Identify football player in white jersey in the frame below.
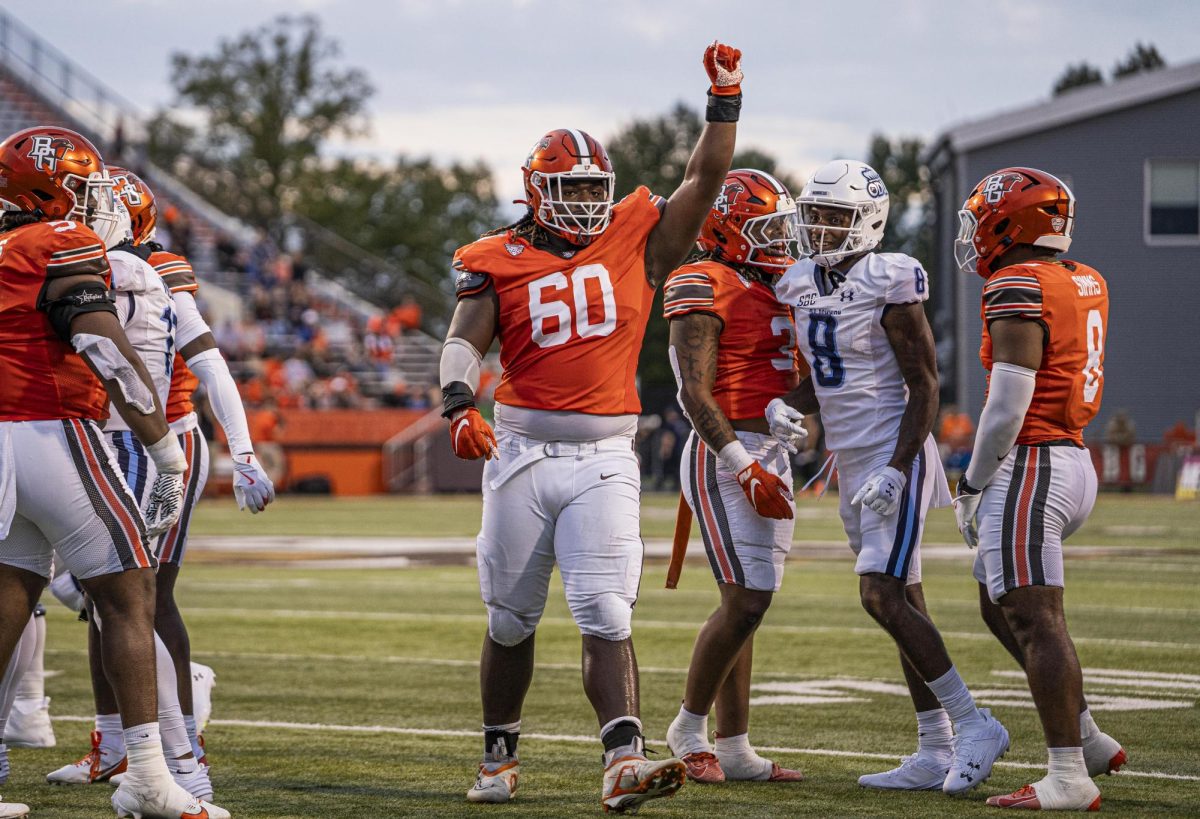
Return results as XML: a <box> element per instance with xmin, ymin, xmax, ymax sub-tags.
<box><xmin>771</xmin><ymin>160</ymin><xmax>1009</xmax><ymax>797</ymax></box>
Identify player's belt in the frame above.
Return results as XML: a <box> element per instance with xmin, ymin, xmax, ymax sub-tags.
<box><xmin>487</xmin><ymin>432</ymin><xmax>634</xmax><ymax>490</ymax></box>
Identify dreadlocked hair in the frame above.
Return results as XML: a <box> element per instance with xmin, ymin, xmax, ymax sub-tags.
<box><xmin>695</xmin><ymin>247</ymin><xmax>773</xmax><ymax>285</ymax></box>
<box><xmin>482</xmin><ymin>207</ymin><xmax>536</xmax><ymax>239</ymax></box>
<box><xmin>0</xmin><ymin>211</ymin><xmax>42</xmax><ymax>235</ymax></box>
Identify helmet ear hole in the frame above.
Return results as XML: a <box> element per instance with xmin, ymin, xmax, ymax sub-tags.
<box><xmin>993</xmin><ymin>217</ymin><xmax>1010</xmax><ymax>235</ymax></box>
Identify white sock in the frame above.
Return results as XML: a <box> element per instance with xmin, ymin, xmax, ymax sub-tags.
<box><xmin>154</xmin><ymin>634</ymin><xmax>193</xmax><ymax>765</ymax></box>
<box><xmin>1046</xmin><ymin>746</ymin><xmax>1088</xmax><ymax>783</ymax></box>
<box><xmin>96</xmin><ymin>713</ymin><xmax>126</xmax><ymax>755</ymax></box>
<box><xmin>926</xmin><ymin>666</ymin><xmax>983</xmax><ymax>729</ymax></box>
<box><xmin>184</xmin><ymin>715</ymin><xmax>204</xmax><ymax>760</ymax></box>
<box><xmin>123</xmin><ymin>722</ymin><xmax>170</xmax><ymax>784</ymax></box>
<box><xmin>1079</xmin><ymin>708</ymin><xmax>1099</xmax><ymax>741</ymax></box>
<box><xmin>915</xmin><ymin>708</ymin><xmax>953</xmax><ymax>758</ymax></box>
<box><xmin>15</xmin><ymin>611</ymin><xmax>47</xmax><ymax>701</ymax></box>
<box><xmin>0</xmin><ymin>616</ymin><xmax>38</xmax><ymax>738</ymax></box>
<box><xmin>714</xmin><ymin>733</ymin><xmax>771</xmax><ymax>780</ymax></box>
<box><xmin>669</xmin><ymin>704</ymin><xmax>709</xmax><ymax>755</ymax></box>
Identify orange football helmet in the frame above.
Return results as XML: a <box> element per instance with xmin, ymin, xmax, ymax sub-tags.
<box><xmin>956</xmin><ymin>166</ymin><xmax>1075</xmax><ymax>278</ymax></box>
<box><xmin>0</xmin><ymin>126</ymin><xmax>123</xmax><ymax>243</ymax></box>
<box><xmin>697</xmin><ymin>169</ymin><xmax>799</xmax><ymax>271</ymax></box>
<box><xmin>109</xmin><ymin>166</ymin><xmax>157</xmax><ymax>245</ymax></box>
<box><xmin>522</xmin><ymin>128</ymin><xmax>615</xmax><ymax>245</ymax></box>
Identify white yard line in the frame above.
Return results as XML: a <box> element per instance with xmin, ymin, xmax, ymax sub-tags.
<box><xmin>173</xmin><ymin>607</ymin><xmax>1200</xmax><ymax>651</ymax></box>
<box><xmin>45</xmin><ymin>715</ymin><xmax>1200</xmax><ymax>783</ymax></box>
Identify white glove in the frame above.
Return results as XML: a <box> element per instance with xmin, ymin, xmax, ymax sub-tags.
<box><xmin>765</xmin><ymin>398</ymin><xmax>808</xmax><ymax>454</ymax></box>
<box><xmin>851</xmin><ymin>466</ymin><xmax>907</xmax><ymax>517</ymax></box>
<box><xmin>232</xmin><ymin>452</ymin><xmax>276</xmax><ymax>513</ymax></box>
<box><xmin>953</xmin><ymin>477</ymin><xmax>983</xmax><ymax>549</ymax></box>
<box><xmin>143</xmin><ymin>433</ymin><xmax>186</xmax><ymax>537</ymax></box>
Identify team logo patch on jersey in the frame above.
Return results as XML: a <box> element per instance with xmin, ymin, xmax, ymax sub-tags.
<box><xmin>504</xmin><ymin>243</ymin><xmax>525</xmax><ymax>257</ymax></box>
<box><xmin>982</xmin><ymin>172</ymin><xmax>1025</xmax><ymax>205</ymax></box>
<box><xmin>1050</xmin><ymin>216</ymin><xmax>1066</xmax><ymax>232</ymax></box>
<box><xmin>27</xmin><ymin>135</ymin><xmax>75</xmax><ymax>173</ymax></box>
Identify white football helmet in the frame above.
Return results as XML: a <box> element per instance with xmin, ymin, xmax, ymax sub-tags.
<box><xmin>798</xmin><ymin>159</ymin><xmax>890</xmax><ymax>267</ymax></box>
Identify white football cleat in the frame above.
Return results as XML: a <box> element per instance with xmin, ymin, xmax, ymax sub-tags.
<box><xmin>466</xmin><ymin>760</ymin><xmax>519</xmax><ymax>803</ymax></box>
<box><xmin>111</xmin><ymin>777</ymin><xmax>230</xmax><ymax>819</ymax></box>
<box><xmin>943</xmin><ymin>709</ymin><xmax>1009</xmax><ymax>795</ymax></box>
<box><xmin>6</xmin><ymin>695</ymin><xmax>56</xmax><ymax>749</ymax></box>
<box><xmin>986</xmin><ymin>776</ymin><xmax>1102</xmax><ymax>810</ymax></box>
<box><xmin>190</xmin><ymin>664</ymin><xmax>216</xmax><ymax>733</ymax></box>
<box><xmin>601</xmin><ymin>755</ymin><xmax>685</xmax><ymax>814</ymax></box>
<box><xmin>1082</xmin><ymin>730</ymin><xmax>1127</xmax><ymax>777</ymax></box>
<box><xmin>0</xmin><ymin>796</ymin><xmax>30</xmax><ymax>818</ymax></box>
<box><xmin>46</xmin><ymin>731</ymin><xmax>127</xmax><ymax>785</ymax></box>
<box><xmin>858</xmin><ymin>752</ymin><xmax>949</xmax><ymax>790</ymax></box>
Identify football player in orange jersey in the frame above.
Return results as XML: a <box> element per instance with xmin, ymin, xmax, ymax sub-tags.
<box><xmin>440</xmin><ymin>42</ymin><xmax>743</xmax><ymax>813</ymax></box>
<box><xmin>661</xmin><ymin>169</ymin><xmax>806</xmax><ymax>785</ymax></box>
<box><xmin>954</xmin><ymin>168</ymin><xmax>1123</xmax><ymax>811</ymax></box>
<box><xmin>0</xmin><ymin>126</ymin><xmax>225</xmax><ymax>819</ymax></box>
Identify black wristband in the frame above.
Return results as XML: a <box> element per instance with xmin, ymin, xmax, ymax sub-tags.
<box><xmin>706</xmin><ymin>90</ymin><xmax>742</xmax><ymax>123</ymax></box>
<box><xmin>957</xmin><ymin>475</ymin><xmax>982</xmax><ymax>496</ymax></box>
<box><xmin>441</xmin><ymin>381</ymin><xmax>476</xmax><ymax>419</ymax></box>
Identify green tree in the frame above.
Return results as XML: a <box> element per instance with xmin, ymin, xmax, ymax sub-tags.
<box><xmin>606</xmin><ymin>103</ymin><xmax>796</xmax><ymax>408</ymax></box>
<box><xmin>292</xmin><ymin>157</ymin><xmax>500</xmax><ymax>304</ymax></box>
<box><xmin>1113</xmin><ymin>42</ymin><xmax>1166</xmax><ymax>79</ymax></box>
<box><xmin>866</xmin><ymin>134</ymin><xmax>932</xmax><ymax>264</ymax></box>
<box><xmin>1052</xmin><ymin>62</ymin><xmax>1104</xmax><ymax>96</ymax></box>
<box><xmin>148</xmin><ymin>15</ymin><xmax>373</xmax><ymax>226</ymax></box>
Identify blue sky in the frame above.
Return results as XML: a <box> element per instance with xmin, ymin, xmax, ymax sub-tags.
<box><xmin>10</xmin><ymin>1</ymin><xmax>1200</xmax><ymax>205</ymax></box>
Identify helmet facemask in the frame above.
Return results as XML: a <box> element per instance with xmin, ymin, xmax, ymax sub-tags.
<box><xmin>530</xmin><ymin>168</ymin><xmax>615</xmax><ymax>244</ymax></box>
<box><xmin>63</xmin><ymin>170</ymin><xmax>126</xmax><ymax>248</ymax></box>
<box><xmin>742</xmin><ymin>207</ymin><xmax>800</xmax><ymax>270</ymax></box>
<box><xmin>798</xmin><ymin>199</ymin><xmax>884</xmax><ymax>267</ymax></box>
<box><xmin>954</xmin><ymin>208</ymin><xmax>981</xmax><ymax>275</ymax></box>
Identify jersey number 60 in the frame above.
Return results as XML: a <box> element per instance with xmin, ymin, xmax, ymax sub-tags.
<box><xmin>527</xmin><ymin>264</ymin><xmax>617</xmax><ymax>348</ymax></box>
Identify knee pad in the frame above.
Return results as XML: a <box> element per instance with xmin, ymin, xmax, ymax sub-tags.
<box><xmin>487</xmin><ymin>606</ymin><xmax>539</xmax><ymax>647</ymax></box>
<box><xmin>570</xmin><ymin>592</ymin><xmax>633</xmax><ymax>641</ymax></box>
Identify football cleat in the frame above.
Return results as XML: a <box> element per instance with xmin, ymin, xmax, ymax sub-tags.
<box><xmin>6</xmin><ymin>695</ymin><xmax>56</xmax><ymax>748</ymax></box>
<box><xmin>46</xmin><ymin>731</ymin><xmax>127</xmax><ymax>785</ymax></box>
<box><xmin>758</xmin><ymin>761</ymin><xmax>804</xmax><ymax>782</ymax></box>
<box><xmin>601</xmin><ymin>755</ymin><xmax>685</xmax><ymax>814</ymax></box>
<box><xmin>944</xmin><ymin>709</ymin><xmax>1009</xmax><ymax>795</ymax></box>
<box><xmin>678</xmin><ymin>752</ymin><xmax>724</xmax><ymax>784</ymax></box>
<box><xmin>0</xmin><ymin>796</ymin><xmax>30</xmax><ymax>819</ymax></box>
<box><xmin>1082</xmin><ymin>730</ymin><xmax>1127</xmax><ymax>777</ymax></box>
<box><xmin>115</xmin><ymin>763</ymin><xmax>215</xmax><ymax>802</ymax></box>
<box><xmin>111</xmin><ymin>777</ymin><xmax>230</xmax><ymax>818</ymax></box>
<box><xmin>858</xmin><ymin>752</ymin><xmax>949</xmax><ymax>790</ymax></box>
<box><xmin>466</xmin><ymin>760</ymin><xmax>519</xmax><ymax>803</ymax></box>
<box><xmin>191</xmin><ymin>664</ymin><xmax>216</xmax><ymax>733</ymax></box>
<box><xmin>986</xmin><ymin>778</ymin><xmax>1102</xmax><ymax>811</ymax></box>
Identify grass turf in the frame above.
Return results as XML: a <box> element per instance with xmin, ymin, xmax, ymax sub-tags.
<box><xmin>5</xmin><ymin>493</ymin><xmax>1199</xmax><ymax>817</ymax></box>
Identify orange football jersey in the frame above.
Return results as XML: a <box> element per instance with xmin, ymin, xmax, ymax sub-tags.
<box><xmin>453</xmin><ymin>186</ymin><xmax>663</xmax><ymax>415</ymax></box>
<box><xmin>980</xmin><ymin>259</ymin><xmax>1108</xmax><ymax>445</ymax></box>
<box><xmin>150</xmin><ymin>249</ymin><xmax>200</xmax><ymax>423</ymax></box>
<box><xmin>663</xmin><ymin>260</ymin><xmax>802</xmax><ymax>420</ymax></box>
<box><xmin>0</xmin><ymin>220</ymin><xmax>110</xmax><ymax>421</ymax></box>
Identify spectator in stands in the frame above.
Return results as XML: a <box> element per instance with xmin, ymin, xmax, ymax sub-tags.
<box><xmin>387</xmin><ymin>293</ymin><xmax>423</xmax><ymax>336</ymax></box>
<box><xmin>1164</xmin><ymin>420</ymin><xmax>1197</xmax><ymax>451</ymax></box>
<box><xmin>937</xmin><ymin>403</ymin><xmax>975</xmax><ymax>480</ymax></box>
<box><xmin>1104</xmin><ymin>409</ymin><xmax>1137</xmax><ymax>448</ymax></box>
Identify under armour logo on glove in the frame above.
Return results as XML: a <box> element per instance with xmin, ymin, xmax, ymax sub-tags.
<box><xmin>703</xmin><ymin>41</ymin><xmax>743</xmax><ymax>95</ymax></box>
<box><xmin>851</xmin><ymin>466</ymin><xmax>907</xmax><ymax>517</ymax></box>
<box><xmin>450</xmin><ymin>407</ymin><xmax>498</xmax><ymax>461</ymax></box>
<box><xmin>735</xmin><ymin>461</ymin><xmax>793</xmax><ymax>520</ymax></box>
<box><xmin>143</xmin><ymin>472</ymin><xmax>185</xmax><ymax>538</ymax></box>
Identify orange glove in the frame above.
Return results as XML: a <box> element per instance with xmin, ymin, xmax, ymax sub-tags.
<box><xmin>736</xmin><ymin>461</ymin><xmax>793</xmax><ymax>520</ymax></box>
<box><xmin>703</xmin><ymin>41</ymin><xmax>743</xmax><ymax>96</ymax></box>
<box><xmin>449</xmin><ymin>408</ymin><xmax>497</xmax><ymax>460</ymax></box>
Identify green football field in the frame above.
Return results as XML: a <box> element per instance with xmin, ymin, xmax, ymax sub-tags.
<box><xmin>5</xmin><ymin>494</ymin><xmax>1199</xmax><ymax>817</ymax></box>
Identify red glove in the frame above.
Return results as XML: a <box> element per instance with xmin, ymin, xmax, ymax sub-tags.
<box><xmin>703</xmin><ymin>41</ymin><xmax>743</xmax><ymax>96</ymax></box>
<box><xmin>736</xmin><ymin>461</ymin><xmax>793</xmax><ymax>520</ymax></box>
<box><xmin>449</xmin><ymin>408</ymin><xmax>497</xmax><ymax>460</ymax></box>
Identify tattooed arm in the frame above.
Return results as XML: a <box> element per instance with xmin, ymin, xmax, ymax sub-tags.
<box><xmin>669</xmin><ymin>312</ymin><xmax>736</xmax><ymax>451</ymax></box>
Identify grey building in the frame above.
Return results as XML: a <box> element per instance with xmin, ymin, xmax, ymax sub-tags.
<box><xmin>926</xmin><ymin>60</ymin><xmax>1200</xmax><ymax>441</ymax></box>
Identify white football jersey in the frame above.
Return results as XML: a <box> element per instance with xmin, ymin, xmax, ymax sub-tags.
<box><xmin>775</xmin><ymin>252</ymin><xmax>929</xmax><ymax>451</ymax></box>
<box><xmin>104</xmin><ymin>248</ymin><xmax>176</xmax><ymax>433</ymax></box>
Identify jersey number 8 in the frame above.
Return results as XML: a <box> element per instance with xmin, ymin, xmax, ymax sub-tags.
<box><xmin>527</xmin><ymin>264</ymin><xmax>617</xmax><ymax>348</ymax></box>
<box><xmin>808</xmin><ymin>314</ymin><xmax>845</xmax><ymax>388</ymax></box>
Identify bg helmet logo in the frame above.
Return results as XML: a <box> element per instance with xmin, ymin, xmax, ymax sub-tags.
<box><xmin>713</xmin><ymin>180</ymin><xmax>745</xmax><ymax>216</ymax></box>
<box><xmin>115</xmin><ymin>176</ymin><xmax>143</xmax><ymax>207</ymax></box>
<box><xmin>981</xmin><ymin>172</ymin><xmax>1024</xmax><ymax>205</ymax></box>
<box><xmin>27</xmin><ymin>135</ymin><xmax>74</xmax><ymax>173</ymax></box>
<box><xmin>861</xmin><ymin>167</ymin><xmax>888</xmax><ymax>199</ymax></box>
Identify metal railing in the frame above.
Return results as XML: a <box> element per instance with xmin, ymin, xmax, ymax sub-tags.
<box><xmin>382</xmin><ymin>409</ymin><xmax>447</xmax><ymax>492</ymax></box>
